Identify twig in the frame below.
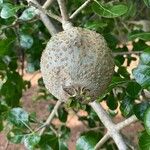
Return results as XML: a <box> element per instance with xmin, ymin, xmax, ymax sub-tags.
<box><xmin>116</xmin><ymin>115</ymin><xmax>138</xmax><ymax>130</ymax></box>
<box><xmin>70</xmin><ymin>0</ymin><xmax>92</xmax><ymax>19</ymax></box>
<box><xmin>4</xmin><ymin>141</ymin><xmax>9</xmax><ymax>150</ymax></box>
<box><xmin>43</xmin><ymin>0</ymin><xmax>54</xmax><ymax>9</ymax></box>
<box><xmin>30</xmin><ymin>1</ymin><xmax>62</xmax><ymax>22</ymax></box>
<box><xmin>95</xmin><ymin>133</ymin><xmax>109</xmax><ymax>150</ymax></box>
<box><xmin>90</xmin><ymin>101</ymin><xmax>127</xmax><ymax>150</ymax></box>
<box><xmin>26</xmin><ymin>0</ymin><xmax>58</xmax><ymax>35</ymax></box>
<box><xmin>57</xmin><ymin>0</ymin><xmax>69</xmax><ymax>21</ymax></box>
<box><xmin>113</xmin><ymin>51</ymin><xmax>143</xmax><ymax>56</ymax></box>
<box><xmin>39</xmin><ymin>100</ymin><xmax>62</xmax><ymax>136</ymax></box>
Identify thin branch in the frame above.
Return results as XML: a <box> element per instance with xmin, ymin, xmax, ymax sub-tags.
<box><xmin>57</xmin><ymin>0</ymin><xmax>69</xmax><ymax>21</ymax></box>
<box><xmin>113</xmin><ymin>51</ymin><xmax>143</xmax><ymax>56</ymax></box>
<box><xmin>95</xmin><ymin>133</ymin><xmax>109</xmax><ymax>150</ymax></box>
<box><xmin>4</xmin><ymin>141</ymin><xmax>9</xmax><ymax>150</ymax></box>
<box><xmin>43</xmin><ymin>0</ymin><xmax>54</xmax><ymax>9</ymax></box>
<box><xmin>27</xmin><ymin>0</ymin><xmax>58</xmax><ymax>35</ymax></box>
<box><xmin>90</xmin><ymin>101</ymin><xmax>127</xmax><ymax>150</ymax></box>
<box><xmin>70</xmin><ymin>0</ymin><xmax>92</xmax><ymax>19</ymax></box>
<box><xmin>30</xmin><ymin>1</ymin><xmax>62</xmax><ymax>22</ymax></box>
<box><xmin>116</xmin><ymin>115</ymin><xmax>138</xmax><ymax>130</ymax></box>
<box><xmin>39</xmin><ymin>100</ymin><xmax>62</xmax><ymax>136</ymax></box>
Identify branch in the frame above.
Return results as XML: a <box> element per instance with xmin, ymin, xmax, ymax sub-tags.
<box><xmin>116</xmin><ymin>115</ymin><xmax>138</xmax><ymax>130</ymax></box>
<box><xmin>39</xmin><ymin>100</ymin><xmax>62</xmax><ymax>136</ymax></box>
<box><xmin>113</xmin><ymin>51</ymin><xmax>143</xmax><ymax>56</ymax></box>
<box><xmin>70</xmin><ymin>0</ymin><xmax>92</xmax><ymax>19</ymax></box>
<box><xmin>57</xmin><ymin>0</ymin><xmax>69</xmax><ymax>21</ymax></box>
<box><xmin>30</xmin><ymin>1</ymin><xmax>62</xmax><ymax>22</ymax></box>
<box><xmin>93</xmin><ymin>113</ymin><xmax>138</xmax><ymax>149</ymax></box>
<box><xmin>27</xmin><ymin>0</ymin><xmax>58</xmax><ymax>35</ymax></box>
<box><xmin>90</xmin><ymin>101</ymin><xmax>127</xmax><ymax>150</ymax></box>
<box><xmin>43</xmin><ymin>0</ymin><xmax>54</xmax><ymax>9</ymax></box>
<box><xmin>95</xmin><ymin>133</ymin><xmax>109</xmax><ymax>150</ymax></box>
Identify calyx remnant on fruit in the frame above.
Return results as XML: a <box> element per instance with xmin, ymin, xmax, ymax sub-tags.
<box><xmin>40</xmin><ymin>27</ymin><xmax>114</xmax><ymax>102</ymax></box>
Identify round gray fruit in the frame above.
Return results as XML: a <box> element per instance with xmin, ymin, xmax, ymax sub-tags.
<box><xmin>40</xmin><ymin>27</ymin><xmax>114</xmax><ymax>102</ymax></box>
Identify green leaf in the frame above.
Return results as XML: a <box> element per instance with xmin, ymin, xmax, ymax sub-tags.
<box><xmin>92</xmin><ymin>1</ymin><xmax>128</xmax><ymax>18</ymax></box>
<box><xmin>59</xmin><ymin>140</ymin><xmax>68</xmax><ymax>150</ymax></box>
<box><xmin>84</xmin><ymin>21</ymin><xmax>107</xmax><ymax>30</ymax></box>
<box><xmin>39</xmin><ymin>133</ymin><xmax>59</xmax><ymax>150</ymax></box>
<box><xmin>0</xmin><ymin>3</ymin><xmax>20</xmax><ymax>19</ymax></box>
<box><xmin>0</xmin><ymin>120</ymin><xmax>3</xmax><ymax>131</ymax></box>
<box><xmin>29</xmin><ymin>112</ymin><xmax>37</xmax><ymax>123</ymax></box>
<box><xmin>143</xmin><ymin>0</ymin><xmax>150</xmax><ymax>7</ymax></box>
<box><xmin>134</xmin><ymin>102</ymin><xmax>150</xmax><ymax>121</ymax></box>
<box><xmin>20</xmin><ymin>34</ymin><xmax>33</xmax><ymax>49</ymax></box>
<box><xmin>132</xmin><ymin>40</ymin><xmax>148</xmax><ymax>51</ymax></box>
<box><xmin>76</xmin><ymin>131</ymin><xmax>102</xmax><ymax>150</ymax></box>
<box><xmin>139</xmin><ymin>131</ymin><xmax>150</xmax><ymax>150</ymax></box>
<box><xmin>108</xmin><ymin>76</ymin><xmax>129</xmax><ymax>92</ymax></box>
<box><xmin>60</xmin><ymin>125</ymin><xmax>70</xmax><ymax>140</ymax></box>
<box><xmin>0</xmin><ymin>38</ymin><xmax>15</xmax><ymax>56</ymax></box>
<box><xmin>126</xmin><ymin>82</ymin><xmax>141</xmax><ymax>98</ymax></box>
<box><xmin>0</xmin><ymin>102</ymin><xmax>8</xmax><ymax>114</ymax></box>
<box><xmin>120</xmin><ymin>96</ymin><xmax>134</xmax><ymax>117</ymax></box>
<box><xmin>19</xmin><ymin>7</ymin><xmax>36</xmax><ymax>21</ymax></box>
<box><xmin>1</xmin><ymin>72</ymin><xmax>25</xmax><ymax>107</ymax></box>
<box><xmin>144</xmin><ymin>107</ymin><xmax>150</xmax><ymax>135</ymax></box>
<box><xmin>133</xmin><ymin>65</ymin><xmax>150</xmax><ymax>89</ymax></box>
<box><xmin>7</xmin><ymin>129</ymin><xmax>24</xmax><ymax>144</ymax></box>
<box><xmin>58</xmin><ymin>108</ymin><xmax>68</xmax><ymax>123</ymax></box>
<box><xmin>24</xmin><ymin>134</ymin><xmax>41</xmax><ymax>150</ymax></box>
<box><xmin>0</xmin><ymin>0</ymin><xmax>3</xmax><ymax>4</ymax></box>
<box><xmin>133</xmin><ymin>52</ymin><xmax>150</xmax><ymax>89</ymax></box>
<box><xmin>106</xmin><ymin>93</ymin><xmax>118</xmax><ymax>110</ymax></box>
<box><xmin>140</xmin><ymin>51</ymin><xmax>150</xmax><ymax>65</ymax></box>
<box><xmin>128</xmin><ymin>32</ymin><xmax>150</xmax><ymax>41</ymax></box>
<box><xmin>8</xmin><ymin>108</ymin><xmax>29</xmax><ymax>128</ymax></box>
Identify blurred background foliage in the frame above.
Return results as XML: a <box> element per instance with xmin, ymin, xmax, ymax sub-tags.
<box><xmin>0</xmin><ymin>0</ymin><xmax>150</xmax><ymax>149</ymax></box>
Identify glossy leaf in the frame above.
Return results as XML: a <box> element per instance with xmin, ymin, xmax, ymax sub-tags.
<box><xmin>140</xmin><ymin>51</ymin><xmax>150</xmax><ymax>65</ymax></box>
<box><xmin>128</xmin><ymin>32</ymin><xmax>150</xmax><ymax>41</ymax></box>
<box><xmin>92</xmin><ymin>1</ymin><xmax>128</xmax><ymax>18</ymax></box>
<box><xmin>126</xmin><ymin>82</ymin><xmax>141</xmax><ymax>98</ymax></box>
<box><xmin>7</xmin><ymin>129</ymin><xmax>24</xmax><ymax>144</ymax></box>
<box><xmin>0</xmin><ymin>3</ymin><xmax>21</xmax><ymax>19</ymax></box>
<box><xmin>0</xmin><ymin>0</ymin><xmax>3</xmax><ymax>4</ymax></box>
<box><xmin>76</xmin><ymin>131</ymin><xmax>101</xmax><ymax>150</ymax></box>
<box><xmin>1</xmin><ymin>72</ymin><xmax>25</xmax><ymax>107</ymax></box>
<box><xmin>139</xmin><ymin>131</ymin><xmax>150</xmax><ymax>150</ymax></box>
<box><xmin>106</xmin><ymin>93</ymin><xmax>118</xmax><ymax>110</ymax></box>
<box><xmin>58</xmin><ymin>108</ymin><xmax>68</xmax><ymax>123</ymax></box>
<box><xmin>24</xmin><ymin>134</ymin><xmax>41</xmax><ymax>150</ymax></box>
<box><xmin>134</xmin><ymin>102</ymin><xmax>150</xmax><ymax>121</ymax></box>
<box><xmin>133</xmin><ymin>65</ymin><xmax>150</xmax><ymax>89</ymax></box>
<box><xmin>19</xmin><ymin>7</ymin><xmax>36</xmax><ymax>21</ymax></box>
<box><xmin>39</xmin><ymin>133</ymin><xmax>59</xmax><ymax>150</ymax></box>
<box><xmin>8</xmin><ymin>108</ymin><xmax>29</xmax><ymax>128</ymax></box>
<box><xmin>133</xmin><ymin>52</ymin><xmax>150</xmax><ymax>89</ymax></box>
<box><xmin>144</xmin><ymin>107</ymin><xmax>150</xmax><ymax>135</ymax></box>
<box><xmin>20</xmin><ymin>34</ymin><xmax>33</xmax><ymax>49</ymax></box>
<box><xmin>120</xmin><ymin>96</ymin><xmax>134</xmax><ymax>117</ymax></box>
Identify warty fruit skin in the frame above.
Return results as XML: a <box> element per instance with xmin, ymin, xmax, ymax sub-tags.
<box><xmin>40</xmin><ymin>27</ymin><xmax>114</xmax><ymax>102</ymax></box>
